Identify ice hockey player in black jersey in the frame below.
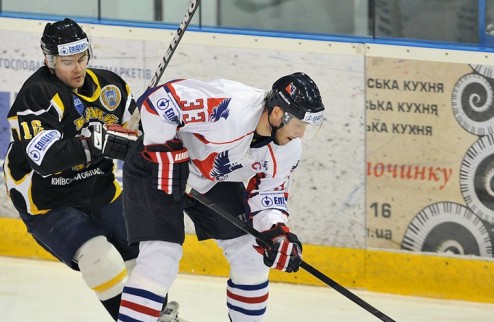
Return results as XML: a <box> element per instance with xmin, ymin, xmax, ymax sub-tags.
<box><xmin>2</xmin><ymin>18</ymin><xmax>140</xmax><ymax>320</ymax></box>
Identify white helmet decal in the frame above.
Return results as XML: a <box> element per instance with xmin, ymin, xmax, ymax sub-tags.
<box><xmin>57</xmin><ymin>39</ymin><xmax>89</xmax><ymax>56</ymax></box>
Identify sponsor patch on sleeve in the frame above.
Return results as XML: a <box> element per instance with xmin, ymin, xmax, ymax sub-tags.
<box><xmin>26</xmin><ymin>130</ymin><xmax>61</xmax><ymax>165</ymax></box>
<box><xmin>259</xmin><ymin>191</ymin><xmax>287</xmax><ymax>208</ymax></box>
<box><xmin>151</xmin><ymin>87</ymin><xmax>181</xmax><ymax>124</ymax></box>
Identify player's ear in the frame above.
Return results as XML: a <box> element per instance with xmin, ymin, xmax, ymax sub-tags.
<box><xmin>272</xmin><ymin>105</ymin><xmax>284</xmax><ymax>120</ymax></box>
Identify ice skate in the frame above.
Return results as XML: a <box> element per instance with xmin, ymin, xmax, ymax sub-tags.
<box><xmin>158</xmin><ymin>301</ymin><xmax>190</xmax><ymax>322</ymax></box>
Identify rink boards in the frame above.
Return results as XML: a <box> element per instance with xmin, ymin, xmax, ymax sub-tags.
<box><xmin>2</xmin><ymin>216</ymin><xmax>494</xmax><ymax>304</ymax></box>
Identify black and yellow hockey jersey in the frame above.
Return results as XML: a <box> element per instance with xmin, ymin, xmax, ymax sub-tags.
<box><xmin>3</xmin><ymin>66</ymin><xmax>137</xmax><ymax>215</ymax></box>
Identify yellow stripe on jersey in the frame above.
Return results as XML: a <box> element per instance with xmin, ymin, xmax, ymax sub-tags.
<box><xmin>3</xmin><ymin>154</ymin><xmax>27</xmax><ymax>185</ymax></box>
<box><xmin>110</xmin><ymin>161</ymin><xmax>122</xmax><ymax>203</ymax></box>
<box><xmin>77</xmin><ymin>70</ymin><xmax>101</xmax><ymax>102</ymax></box>
<box><xmin>125</xmin><ymin>83</ymin><xmax>131</xmax><ymax>96</ymax></box>
<box><xmin>111</xmin><ymin>179</ymin><xmax>122</xmax><ymax>203</ymax></box>
<box><xmin>7</xmin><ymin>171</ymin><xmax>31</xmax><ymax>187</ymax></box>
<box><xmin>28</xmin><ymin>180</ymin><xmax>51</xmax><ymax>215</ymax></box>
<box><xmin>3</xmin><ymin>158</ymin><xmax>49</xmax><ymax>215</ymax></box>
<box><xmin>50</xmin><ymin>93</ymin><xmax>65</xmax><ymax>122</ymax></box>
<box><xmin>7</xmin><ymin>116</ymin><xmax>20</xmax><ymax>140</ymax></box>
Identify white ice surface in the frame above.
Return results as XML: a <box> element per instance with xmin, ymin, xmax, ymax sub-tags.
<box><xmin>1</xmin><ymin>256</ymin><xmax>493</xmax><ymax>322</ymax></box>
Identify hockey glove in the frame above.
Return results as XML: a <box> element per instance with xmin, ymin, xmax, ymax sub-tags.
<box><xmin>88</xmin><ymin>123</ymin><xmax>139</xmax><ymax>160</ymax></box>
<box><xmin>254</xmin><ymin>223</ymin><xmax>302</xmax><ymax>273</ymax></box>
<box><xmin>141</xmin><ymin>140</ymin><xmax>190</xmax><ymax>200</ymax></box>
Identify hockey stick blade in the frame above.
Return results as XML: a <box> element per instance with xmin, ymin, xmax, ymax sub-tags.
<box><xmin>187</xmin><ymin>188</ymin><xmax>396</xmax><ymax>322</ymax></box>
<box><xmin>125</xmin><ymin>0</ymin><xmax>201</xmax><ymax>131</ymax></box>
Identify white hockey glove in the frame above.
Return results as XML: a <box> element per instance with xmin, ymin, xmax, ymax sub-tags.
<box><xmin>254</xmin><ymin>223</ymin><xmax>302</xmax><ymax>273</ymax></box>
<box><xmin>140</xmin><ymin>139</ymin><xmax>190</xmax><ymax>201</ymax></box>
<box><xmin>88</xmin><ymin>123</ymin><xmax>139</xmax><ymax>160</ymax></box>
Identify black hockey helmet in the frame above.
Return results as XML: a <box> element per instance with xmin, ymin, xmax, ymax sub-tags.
<box><xmin>41</xmin><ymin>18</ymin><xmax>91</xmax><ymax>67</ymax></box>
<box><xmin>267</xmin><ymin>72</ymin><xmax>325</xmax><ymax>125</ymax></box>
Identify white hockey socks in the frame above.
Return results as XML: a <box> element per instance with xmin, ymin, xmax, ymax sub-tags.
<box><xmin>118</xmin><ymin>240</ymin><xmax>182</xmax><ymax>322</ymax></box>
<box><xmin>227</xmin><ymin>279</ymin><xmax>269</xmax><ymax>322</ymax></box>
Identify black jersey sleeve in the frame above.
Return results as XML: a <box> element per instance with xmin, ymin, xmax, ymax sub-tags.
<box><xmin>13</xmin><ymin>82</ymin><xmax>89</xmax><ymax>175</ymax></box>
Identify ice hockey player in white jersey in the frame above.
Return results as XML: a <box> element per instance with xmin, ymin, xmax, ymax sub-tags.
<box><xmin>117</xmin><ymin>72</ymin><xmax>325</xmax><ymax>322</ymax></box>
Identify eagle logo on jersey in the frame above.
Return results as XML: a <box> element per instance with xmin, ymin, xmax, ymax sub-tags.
<box><xmin>210</xmin><ymin>150</ymin><xmax>242</xmax><ymax>181</ymax></box>
<box><xmin>192</xmin><ymin>151</ymin><xmax>242</xmax><ymax>181</ymax></box>
<box><xmin>208</xmin><ymin>98</ymin><xmax>231</xmax><ymax>122</ymax></box>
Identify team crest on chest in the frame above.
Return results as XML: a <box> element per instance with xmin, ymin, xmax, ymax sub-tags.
<box><xmin>100</xmin><ymin>85</ymin><xmax>121</xmax><ymax>111</ymax></box>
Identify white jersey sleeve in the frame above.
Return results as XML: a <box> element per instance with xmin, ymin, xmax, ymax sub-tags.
<box><xmin>247</xmin><ymin>139</ymin><xmax>302</xmax><ymax>232</ymax></box>
<box><xmin>139</xmin><ymin>85</ymin><xmax>184</xmax><ymax>145</ymax></box>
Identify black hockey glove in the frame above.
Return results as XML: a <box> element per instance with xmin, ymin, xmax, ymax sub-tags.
<box><xmin>88</xmin><ymin>123</ymin><xmax>139</xmax><ymax>160</ymax></box>
<box><xmin>254</xmin><ymin>223</ymin><xmax>302</xmax><ymax>273</ymax></box>
<box><xmin>141</xmin><ymin>140</ymin><xmax>190</xmax><ymax>201</ymax></box>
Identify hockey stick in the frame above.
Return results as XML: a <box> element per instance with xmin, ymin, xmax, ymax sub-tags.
<box><xmin>187</xmin><ymin>188</ymin><xmax>396</xmax><ymax>322</ymax></box>
<box><xmin>125</xmin><ymin>0</ymin><xmax>201</xmax><ymax>131</ymax></box>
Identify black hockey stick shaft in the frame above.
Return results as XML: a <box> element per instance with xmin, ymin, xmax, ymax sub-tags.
<box><xmin>126</xmin><ymin>0</ymin><xmax>201</xmax><ymax>130</ymax></box>
<box><xmin>298</xmin><ymin>261</ymin><xmax>395</xmax><ymax>322</ymax></box>
<box><xmin>187</xmin><ymin>188</ymin><xmax>396</xmax><ymax>322</ymax></box>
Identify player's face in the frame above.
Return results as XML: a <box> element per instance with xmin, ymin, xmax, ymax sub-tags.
<box><xmin>274</xmin><ymin>116</ymin><xmax>308</xmax><ymax>145</ymax></box>
<box><xmin>268</xmin><ymin>107</ymin><xmax>307</xmax><ymax>145</ymax></box>
<box><xmin>270</xmin><ymin>108</ymin><xmax>323</xmax><ymax>145</ymax></box>
<box><xmin>53</xmin><ymin>51</ymin><xmax>89</xmax><ymax>89</ymax></box>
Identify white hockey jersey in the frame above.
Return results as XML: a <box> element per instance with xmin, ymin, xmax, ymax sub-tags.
<box><xmin>139</xmin><ymin>78</ymin><xmax>302</xmax><ymax>229</ymax></box>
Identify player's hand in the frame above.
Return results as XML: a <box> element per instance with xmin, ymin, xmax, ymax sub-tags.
<box><xmin>254</xmin><ymin>223</ymin><xmax>302</xmax><ymax>273</ymax></box>
<box><xmin>88</xmin><ymin>123</ymin><xmax>139</xmax><ymax>160</ymax></box>
<box><xmin>141</xmin><ymin>140</ymin><xmax>189</xmax><ymax>200</ymax></box>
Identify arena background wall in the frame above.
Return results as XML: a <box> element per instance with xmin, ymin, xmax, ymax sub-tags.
<box><xmin>0</xmin><ymin>17</ymin><xmax>493</xmax><ymax>304</ymax></box>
